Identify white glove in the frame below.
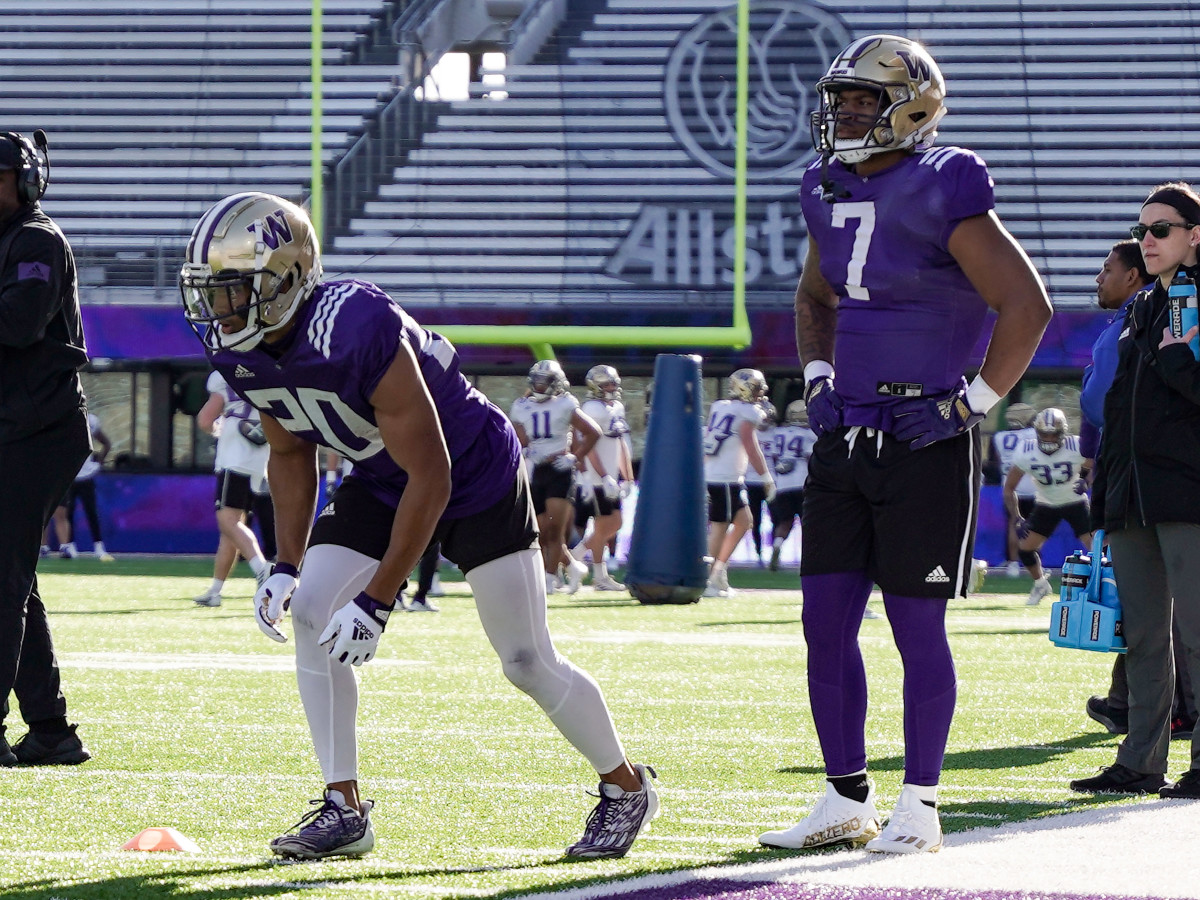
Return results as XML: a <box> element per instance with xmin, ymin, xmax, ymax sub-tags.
<box><xmin>601</xmin><ymin>474</ymin><xmax>620</xmax><ymax>500</ymax></box>
<box><xmin>619</xmin><ymin>479</ymin><xmax>633</xmax><ymax>499</ymax></box>
<box><xmin>552</xmin><ymin>452</ymin><xmax>578</xmax><ymax>472</ymax></box>
<box><xmin>764</xmin><ymin>479</ymin><xmax>777</xmax><ymax>503</ymax></box>
<box><xmin>253</xmin><ymin>564</ymin><xmax>299</xmax><ymax>644</ymax></box>
<box><xmin>318</xmin><ymin>592</ymin><xmax>392</xmax><ymax>666</ymax></box>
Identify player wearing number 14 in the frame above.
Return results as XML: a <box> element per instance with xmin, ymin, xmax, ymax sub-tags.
<box><xmin>180</xmin><ymin>193</ymin><xmax>657</xmax><ymax>861</ymax></box>
<box><xmin>757</xmin><ymin>35</ymin><xmax>1051</xmax><ymax>855</ymax></box>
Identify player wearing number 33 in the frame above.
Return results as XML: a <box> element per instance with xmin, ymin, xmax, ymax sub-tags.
<box><xmin>180</xmin><ymin>193</ymin><xmax>657</xmax><ymax>862</ymax></box>
<box><xmin>757</xmin><ymin>36</ymin><xmax>1051</xmax><ymax>855</ymax></box>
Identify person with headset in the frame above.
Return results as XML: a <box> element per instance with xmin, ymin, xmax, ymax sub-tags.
<box><xmin>0</xmin><ymin>131</ymin><xmax>93</xmax><ymax>767</ymax></box>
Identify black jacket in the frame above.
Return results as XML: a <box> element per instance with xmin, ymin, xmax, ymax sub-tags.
<box><xmin>0</xmin><ymin>203</ymin><xmax>88</xmax><ymax>442</ymax></box>
<box><xmin>1093</xmin><ymin>267</ymin><xmax>1200</xmax><ymax>532</ymax></box>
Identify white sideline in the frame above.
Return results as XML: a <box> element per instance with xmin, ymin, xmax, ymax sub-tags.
<box><xmin>516</xmin><ymin>800</ymin><xmax>1200</xmax><ymax>899</ymax></box>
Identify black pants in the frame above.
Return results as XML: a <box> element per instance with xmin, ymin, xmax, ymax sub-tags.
<box><xmin>0</xmin><ymin>410</ymin><xmax>91</xmax><ymax>734</ymax></box>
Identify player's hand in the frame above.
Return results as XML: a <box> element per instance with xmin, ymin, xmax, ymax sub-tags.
<box><xmin>1074</xmin><ymin>478</ymin><xmax>1089</xmax><ymax>495</ymax></box>
<box><xmin>600</xmin><ymin>474</ymin><xmax>620</xmax><ymax>500</ymax></box>
<box><xmin>764</xmin><ymin>478</ymin><xmax>777</xmax><ymax>503</ymax></box>
<box><xmin>804</xmin><ymin>376</ymin><xmax>844</xmax><ymax>437</ymax></box>
<box><xmin>891</xmin><ymin>379</ymin><xmax>985</xmax><ymax>450</ymax></box>
<box><xmin>1015</xmin><ymin>517</ymin><xmax>1031</xmax><ymax>540</ymax></box>
<box><xmin>318</xmin><ymin>591</ymin><xmax>392</xmax><ymax>666</ymax></box>
<box><xmin>253</xmin><ymin>565</ymin><xmax>299</xmax><ymax>643</ymax></box>
<box><xmin>552</xmin><ymin>452</ymin><xmax>578</xmax><ymax>472</ymax></box>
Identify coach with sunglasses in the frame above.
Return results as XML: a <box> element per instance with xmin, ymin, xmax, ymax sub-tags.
<box><xmin>1071</xmin><ymin>181</ymin><xmax>1200</xmax><ymax>799</ymax></box>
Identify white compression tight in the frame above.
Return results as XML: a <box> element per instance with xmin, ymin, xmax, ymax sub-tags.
<box><xmin>289</xmin><ymin>544</ymin><xmax>627</xmax><ymax>785</ymax></box>
<box><xmin>467</xmin><ymin>547</ymin><xmax>626</xmax><ymax>774</ymax></box>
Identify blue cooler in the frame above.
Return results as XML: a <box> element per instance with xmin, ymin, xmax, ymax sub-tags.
<box><xmin>1049</xmin><ymin>530</ymin><xmax>1126</xmax><ymax>653</ymax></box>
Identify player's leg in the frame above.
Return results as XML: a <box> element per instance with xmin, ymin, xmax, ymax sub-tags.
<box><xmin>760</xmin><ymin>436</ymin><xmax>880</xmax><ymax>850</ymax></box>
<box><xmin>444</xmin><ymin>468</ymin><xmax>657</xmax><ymax>858</ymax></box>
<box><xmin>272</xmin><ymin>542</ymin><xmax>379</xmax><ymax>859</ymax></box>
<box><xmin>1020</xmin><ymin>504</ymin><xmax>1060</xmax><ymax>605</ymax></box>
<box><xmin>587</xmin><ymin>501</ymin><xmax>624</xmax><ymax>589</ymax></box>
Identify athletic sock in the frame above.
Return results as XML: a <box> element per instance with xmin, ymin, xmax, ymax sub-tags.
<box><xmin>829</xmin><ymin>771</ymin><xmax>871</xmax><ymax>803</ymax></box>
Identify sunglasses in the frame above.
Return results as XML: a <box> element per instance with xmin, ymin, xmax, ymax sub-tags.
<box><xmin>1130</xmin><ymin>221</ymin><xmax>1194</xmax><ymax>242</ymax></box>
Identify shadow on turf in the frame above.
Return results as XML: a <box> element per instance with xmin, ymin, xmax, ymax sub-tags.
<box><xmin>780</xmin><ymin>730</ymin><xmax>1116</xmax><ymax>776</ymax></box>
<box><xmin>2</xmin><ymin>857</ymin><xmax>565</xmax><ymax>900</ymax></box>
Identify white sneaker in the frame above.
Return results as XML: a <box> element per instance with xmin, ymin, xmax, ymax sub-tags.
<box><xmin>1027</xmin><ymin>576</ymin><xmax>1052</xmax><ymax>606</ymax></box>
<box><xmin>593</xmin><ymin>574</ymin><xmax>625</xmax><ymax>592</ymax></box>
<box><xmin>193</xmin><ymin>588</ymin><xmax>222</xmax><ymax>607</ymax></box>
<box><xmin>408</xmin><ymin>598</ymin><xmax>439</xmax><ymax>612</ymax></box>
<box><xmin>759</xmin><ymin>781</ymin><xmax>881</xmax><ymax>850</ymax></box>
<box><xmin>866</xmin><ymin>785</ymin><xmax>942</xmax><ymax>854</ymax></box>
<box><xmin>862</xmin><ymin>605</ymin><xmax>882</xmax><ymax>620</ymax></box>
<box><xmin>566</xmin><ymin>559</ymin><xmax>588</xmax><ymax>595</ymax></box>
<box><xmin>703</xmin><ymin>577</ymin><xmax>722</xmax><ymax>598</ymax></box>
<box><xmin>427</xmin><ymin>574</ymin><xmax>446</xmax><ymax>598</ymax></box>
<box><xmin>1005</xmin><ymin>561</ymin><xmax>1021</xmax><ymax>578</ymax></box>
<box><xmin>545</xmin><ymin>572</ymin><xmax>561</xmax><ymax>595</ymax></box>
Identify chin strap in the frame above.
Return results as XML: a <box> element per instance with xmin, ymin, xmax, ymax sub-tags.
<box><xmin>819</xmin><ymin>153</ymin><xmax>851</xmax><ymax>204</ymax></box>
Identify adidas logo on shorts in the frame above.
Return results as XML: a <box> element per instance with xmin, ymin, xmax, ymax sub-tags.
<box><xmin>925</xmin><ymin>565</ymin><xmax>951</xmax><ymax>583</ymax></box>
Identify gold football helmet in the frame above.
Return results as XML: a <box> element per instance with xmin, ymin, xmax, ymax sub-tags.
<box><xmin>811</xmin><ymin>34</ymin><xmax>946</xmax><ymax>164</ymax></box>
<box><xmin>528</xmin><ymin>360</ymin><xmax>569</xmax><ymax>401</ymax></box>
<box><xmin>728</xmin><ymin>368</ymin><xmax>767</xmax><ymax>402</ymax></box>
<box><xmin>585</xmin><ymin>365</ymin><xmax>622</xmax><ymax>400</ymax></box>
<box><xmin>785</xmin><ymin>399</ymin><xmax>809</xmax><ymax>427</ymax></box>
<box><xmin>1035</xmin><ymin>407</ymin><xmax>1069</xmax><ymax>454</ymax></box>
<box><xmin>180</xmin><ymin>192</ymin><xmax>322</xmax><ymax>352</ymax></box>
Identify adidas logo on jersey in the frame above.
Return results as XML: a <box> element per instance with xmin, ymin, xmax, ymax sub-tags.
<box><xmin>925</xmin><ymin>565</ymin><xmax>951</xmax><ymax>583</ymax></box>
<box><xmin>234</xmin><ymin>364</ymin><xmax>254</xmax><ymax>379</ymax></box>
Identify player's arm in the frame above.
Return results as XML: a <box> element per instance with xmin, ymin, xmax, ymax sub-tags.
<box><xmin>948</xmin><ymin>211</ymin><xmax>1053</xmax><ymax>399</ymax></box>
<box><xmin>92</xmin><ymin>425</ymin><xmax>113</xmax><ymax>465</ymax></box>
<box><xmin>570</xmin><ymin>408</ymin><xmax>602</xmax><ymax>471</ymax></box>
<box><xmin>1002</xmin><ymin>463</ymin><xmax>1025</xmax><ymax>518</ymax></box>
<box><xmin>794</xmin><ymin>237</ymin><xmax>839</xmax><ymax>372</ymax></box>
<box><xmin>512</xmin><ymin>420</ymin><xmax>530</xmax><ymax>447</ymax></box>
<box><xmin>261</xmin><ymin>413</ymin><xmax>319</xmax><ymax>570</ymax></box>
<box><xmin>196</xmin><ymin>391</ymin><xmax>224</xmax><ymax>434</ymax></box>
<box><xmin>364</xmin><ymin>341</ymin><xmax>453</xmax><ymax>607</ymax></box>
<box><xmin>740</xmin><ymin>419</ymin><xmax>769</xmax><ymax>477</ymax></box>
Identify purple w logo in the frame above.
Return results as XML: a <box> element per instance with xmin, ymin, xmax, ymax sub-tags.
<box><xmin>247</xmin><ymin>210</ymin><xmax>294</xmax><ymax>249</ymax></box>
<box><xmin>896</xmin><ymin>49</ymin><xmax>931</xmax><ymax>82</ymax></box>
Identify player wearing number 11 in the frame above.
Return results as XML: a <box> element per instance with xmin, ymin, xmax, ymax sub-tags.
<box><xmin>757</xmin><ymin>35</ymin><xmax>1051</xmax><ymax>855</ymax></box>
<box><xmin>180</xmin><ymin>192</ymin><xmax>657</xmax><ymax>861</ymax></box>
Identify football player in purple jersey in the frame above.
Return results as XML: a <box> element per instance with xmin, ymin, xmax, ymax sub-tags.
<box><xmin>757</xmin><ymin>36</ymin><xmax>1051</xmax><ymax>855</ymax></box>
<box><xmin>179</xmin><ymin>193</ymin><xmax>657</xmax><ymax>861</ymax></box>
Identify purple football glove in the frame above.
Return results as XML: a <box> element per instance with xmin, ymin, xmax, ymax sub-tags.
<box><xmin>804</xmin><ymin>376</ymin><xmax>844</xmax><ymax>437</ymax></box>
<box><xmin>891</xmin><ymin>380</ymin><xmax>986</xmax><ymax>450</ymax></box>
<box><xmin>1015</xmin><ymin>517</ymin><xmax>1031</xmax><ymax>540</ymax></box>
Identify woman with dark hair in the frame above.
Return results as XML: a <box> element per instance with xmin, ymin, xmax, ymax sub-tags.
<box><xmin>1072</xmin><ymin>182</ymin><xmax>1200</xmax><ymax>799</ymax></box>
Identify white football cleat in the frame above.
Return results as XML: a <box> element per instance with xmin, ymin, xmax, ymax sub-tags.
<box><xmin>566</xmin><ymin>559</ymin><xmax>588</xmax><ymax>595</ymax></box>
<box><xmin>1026</xmin><ymin>576</ymin><xmax>1052</xmax><ymax>606</ymax></box>
<box><xmin>1005</xmin><ymin>561</ymin><xmax>1021</xmax><ymax>578</ymax></box>
<box><xmin>193</xmin><ymin>587</ymin><xmax>223</xmax><ymax>607</ymax></box>
<box><xmin>593</xmin><ymin>574</ymin><xmax>625</xmax><ymax>592</ymax></box>
<box><xmin>866</xmin><ymin>785</ymin><xmax>942</xmax><ymax>854</ymax></box>
<box><xmin>862</xmin><ymin>605</ymin><xmax>882</xmax><ymax>620</ymax></box>
<box><xmin>967</xmin><ymin>558</ymin><xmax>987</xmax><ymax>594</ymax></box>
<box><xmin>759</xmin><ymin>781</ymin><xmax>881</xmax><ymax>850</ymax></box>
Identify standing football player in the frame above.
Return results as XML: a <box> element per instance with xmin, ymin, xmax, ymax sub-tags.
<box><xmin>509</xmin><ymin>360</ymin><xmax>606</xmax><ymax>595</ymax></box>
<box><xmin>765</xmin><ymin>399</ymin><xmax>817</xmax><ymax>571</ymax></box>
<box><xmin>572</xmin><ymin>364</ymin><xmax>633</xmax><ymax>591</ymax></box>
<box><xmin>987</xmin><ymin>402</ymin><xmax>1038</xmax><ymax>576</ymax></box>
<box><xmin>702</xmin><ymin>369</ymin><xmax>775</xmax><ymax>598</ymax></box>
<box><xmin>1002</xmin><ymin>407</ymin><xmax>1092</xmax><ymax>606</ymax></box>
<box><xmin>757</xmin><ymin>35</ymin><xmax>1050</xmax><ymax>854</ymax></box>
<box><xmin>180</xmin><ymin>192</ymin><xmax>657</xmax><ymax>861</ymax></box>
<box><xmin>742</xmin><ymin>398</ymin><xmax>778</xmax><ymax>566</ymax></box>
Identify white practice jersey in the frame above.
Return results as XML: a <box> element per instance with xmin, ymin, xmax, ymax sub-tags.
<box><xmin>510</xmin><ymin>392</ymin><xmax>579</xmax><ymax>464</ymax></box>
<box><xmin>207</xmin><ymin>370</ymin><xmax>269</xmax><ymax>490</ymax></box>
<box><xmin>75</xmin><ymin>413</ymin><xmax>104</xmax><ymax>481</ymax></box>
<box><xmin>744</xmin><ymin>426</ymin><xmax>776</xmax><ymax>486</ymax></box>
<box><xmin>769</xmin><ymin>424</ymin><xmax>817</xmax><ymax>493</ymax></box>
<box><xmin>993</xmin><ymin>427</ymin><xmax>1036</xmax><ymax>498</ymax></box>
<box><xmin>703</xmin><ymin>397</ymin><xmax>765</xmax><ymax>484</ymax></box>
<box><xmin>581</xmin><ymin>397</ymin><xmax>629</xmax><ymax>485</ymax></box>
<box><xmin>1013</xmin><ymin>434</ymin><xmax>1087</xmax><ymax>508</ymax></box>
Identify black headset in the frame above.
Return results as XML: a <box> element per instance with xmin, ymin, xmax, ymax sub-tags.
<box><xmin>3</xmin><ymin>130</ymin><xmax>48</xmax><ymax>204</ymax></box>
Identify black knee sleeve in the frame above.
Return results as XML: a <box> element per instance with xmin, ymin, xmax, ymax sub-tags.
<box><xmin>1018</xmin><ymin>549</ymin><xmax>1040</xmax><ymax>568</ymax></box>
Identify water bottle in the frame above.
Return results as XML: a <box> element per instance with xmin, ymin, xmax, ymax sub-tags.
<box><xmin>1167</xmin><ymin>269</ymin><xmax>1200</xmax><ymax>360</ymax></box>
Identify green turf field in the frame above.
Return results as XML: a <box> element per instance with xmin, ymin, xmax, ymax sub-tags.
<box><xmin>1</xmin><ymin>561</ymin><xmax>1185</xmax><ymax>899</ymax></box>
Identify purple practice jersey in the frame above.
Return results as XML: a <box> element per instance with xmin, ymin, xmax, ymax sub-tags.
<box><xmin>210</xmin><ymin>279</ymin><xmax>520</xmax><ymax>518</ymax></box>
<box><xmin>800</xmin><ymin>147</ymin><xmax>995</xmax><ymax>431</ymax></box>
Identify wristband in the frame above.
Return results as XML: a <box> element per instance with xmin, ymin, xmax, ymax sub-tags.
<box><xmin>965</xmin><ymin>374</ymin><xmax>1002</xmax><ymax>415</ymax></box>
<box><xmin>272</xmin><ymin>562</ymin><xmax>300</xmax><ymax>579</ymax></box>
<box><xmin>803</xmin><ymin>360</ymin><xmax>834</xmax><ymax>385</ymax></box>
